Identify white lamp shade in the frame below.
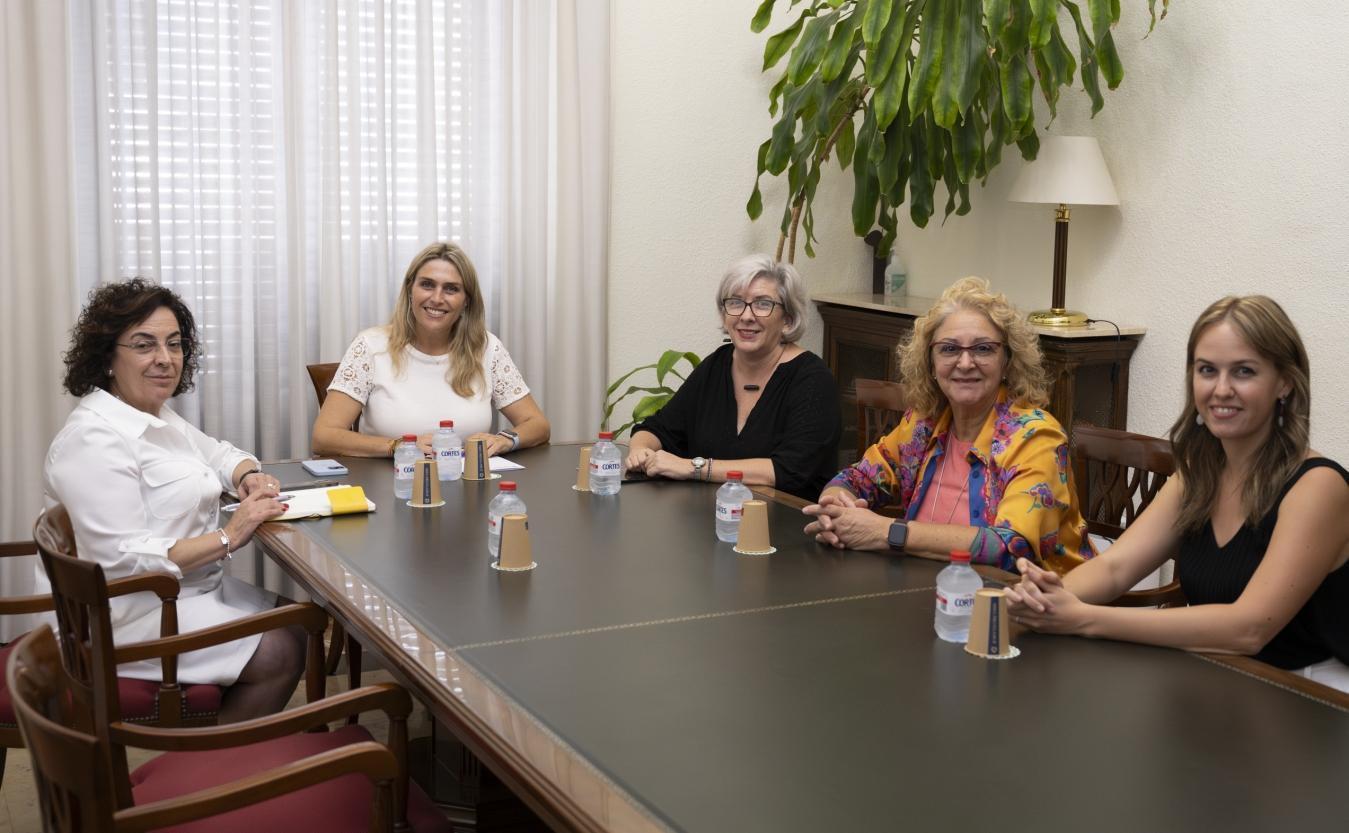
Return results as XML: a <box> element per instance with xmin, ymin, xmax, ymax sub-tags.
<box><xmin>1007</xmin><ymin>135</ymin><xmax>1119</xmax><ymax>206</ymax></box>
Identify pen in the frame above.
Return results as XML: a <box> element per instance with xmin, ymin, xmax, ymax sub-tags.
<box><xmin>221</xmin><ymin>493</ymin><xmax>295</xmax><ymax>512</ymax></box>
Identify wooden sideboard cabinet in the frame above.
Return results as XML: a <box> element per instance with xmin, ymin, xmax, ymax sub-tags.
<box><xmin>814</xmin><ymin>293</ymin><xmax>1145</xmax><ymax>460</ymax></box>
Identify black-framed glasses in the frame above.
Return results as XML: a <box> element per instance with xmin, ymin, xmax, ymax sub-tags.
<box><xmin>931</xmin><ymin>340</ymin><xmax>1003</xmax><ymax>364</ymax></box>
<box><xmin>117</xmin><ymin>339</ymin><xmax>185</xmax><ymax>356</ymax></box>
<box><xmin>721</xmin><ymin>297</ymin><xmax>784</xmax><ymax>317</ymax></box>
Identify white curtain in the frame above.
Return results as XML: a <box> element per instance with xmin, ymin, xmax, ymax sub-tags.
<box><xmin>1</xmin><ymin>0</ymin><xmax>609</xmax><ymax>619</ymax></box>
<box><xmin>0</xmin><ymin>2</ymin><xmax>80</xmax><ymax>640</ymax></box>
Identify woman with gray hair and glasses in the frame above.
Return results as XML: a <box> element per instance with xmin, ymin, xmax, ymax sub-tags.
<box><xmin>624</xmin><ymin>255</ymin><xmax>841</xmax><ymax>500</ymax></box>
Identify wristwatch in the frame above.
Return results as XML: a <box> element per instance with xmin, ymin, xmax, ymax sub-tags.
<box><xmin>691</xmin><ymin>456</ymin><xmax>708</xmax><ymax>480</ymax></box>
<box><xmin>887</xmin><ymin>520</ymin><xmax>909</xmax><ymax>552</ymax></box>
<box><xmin>498</xmin><ymin>429</ymin><xmax>521</xmax><ymax>451</ymax></box>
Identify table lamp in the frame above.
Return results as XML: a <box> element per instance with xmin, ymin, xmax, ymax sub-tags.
<box><xmin>1007</xmin><ymin>135</ymin><xmax>1119</xmax><ymax>327</ymax></box>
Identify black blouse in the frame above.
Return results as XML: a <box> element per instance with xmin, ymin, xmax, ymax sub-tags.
<box><xmin>1177</xmin><ymin>458</ymin><xmax>1349</xmax><ymax>670</ymax></box>
<box><xmin>632</xmin><ymin>343</ymin><xmax>841</xmax><ymax>500</ymax></box>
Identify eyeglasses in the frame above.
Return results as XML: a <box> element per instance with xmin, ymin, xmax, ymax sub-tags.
<box><xmin>931</xmin><ymin>340</ymin><xmax>1004</xmax><ymax>364</ymax></box>
<box><xmin>721</xmin><ymin>298</ymin><xmax>784</xmax><ymax>317</ymax></box>
<box><xmin>117</xmin><ymin>339</ymin><xmax>185</xmax><ymax>356</ymax></box>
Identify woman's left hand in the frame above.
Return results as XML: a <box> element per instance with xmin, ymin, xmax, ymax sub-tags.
<box><xmin>802</xmin><ymin>501</ymin><xmax>888</xmax><ymax>551</ymax></box>
<box><xmin>1004</xmin><ymin>558</ymin><xmax>1090</xmax><ymax>634</ymax></box>
<box><xmin>238</xmin><ymin>470</ymin><xmax>281</xmax><ymax>499</ymax></box>
<box><xmin>466</xmin><ymin>432</ymin><xmax>513</xmax><ymax>458</ymax></box>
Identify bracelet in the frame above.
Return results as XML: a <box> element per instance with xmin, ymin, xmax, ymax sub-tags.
<box><xmin>704</xmin><ymin>459</ymin><xmax>713</xmax><ymax>481</ymax></box>
<box><xmin>216</xmin><ymin>527</ymin><xmax>233</xmax><ymax>561</ymax></box>
<box><xmin>388</xmin><ymin>437</ymin><xmax>399</xmax><ymax>456</ymax></box>
<box><xmin>237</xmin><ymin>467</ymin><xmax>262</xmax><ymax>489</ymax></box>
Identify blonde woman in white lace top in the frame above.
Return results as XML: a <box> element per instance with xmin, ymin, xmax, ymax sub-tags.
<box><xmin>312</xmin><ymin>242</ymin><xmax>550</xmax><ymax>458</ymax></box>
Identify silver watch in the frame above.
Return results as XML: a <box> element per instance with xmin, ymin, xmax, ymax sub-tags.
<box><xmin>691</xmin><ymin>456</ymin><xmax>708</xmax><ymax>479</ymax></box>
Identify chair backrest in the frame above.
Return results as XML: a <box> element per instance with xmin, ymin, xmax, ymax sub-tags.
<box><xmin>854</xmin><ymin>378</ymin><xmax>907</xmax><ymax>452</ymax></box>
<box><xmin>1071</xmin><ymin>424</ymin><xmax>1175</xmax><ymax>540</ymax></box>
<box><xmin>306</xmin><ymin>362</ymin><xmax>339</xmax><ymax>408</ymax></box>
<box><xmin>6</xmin><ymin>625</ymin><xmax>120</xmax><ymax>832</ymax></box>
<box><xmin>33</xmin><ymin>507</ymin><xmax>134</xmax><ymax>807</ymax></box>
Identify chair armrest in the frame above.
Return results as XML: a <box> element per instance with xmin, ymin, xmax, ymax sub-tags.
<box><xmin>0</xmin><ymin>540</ymin><xmax>37</xmax><ymax>558</ymax></box>
<box><xmin>114</xmin><ymin>602</ymin><xmax>328</xmax><ymax>664</ymax></box>
<box><xmin>1112</xmin><ymin>580</ymin><xmax>1187</xmax><ymax>608</ymax></box>
<box><xmin>0</xmin><ymin>594</ymin><xmax>56</xmax><ymax>616</ymax></box>
<box><xmin>113</xmin><ymin>741</ymin><xmax>396</xmax><ymax>833</ymax></box>
<box><xmin>111</xmin><ymin>683</ymin><xmax>412</xmax><ymax>751</ymax></box>
<box><xmin>106</xmin><ymin>572</ymin><xmax>181</xmax><ymax>601</ymax></box>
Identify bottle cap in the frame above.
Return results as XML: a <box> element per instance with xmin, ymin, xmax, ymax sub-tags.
<box><xmin>440</xmin><ymin>420</ymin><xmax>454</xmax><ymax>428</ymax></box>
<box><xmin>597</xmin><ymin>431</ymin><xmax>614</xmax><ymax>440</ymax></box>
<box><xmin>727</xmin><ymin>470</ymin><xmax>743</xmax><ymax>481</ymax></box>
<box><xmin>499</xmin><ymin>481</ymin><xmax>517</xmax><ymax>492</ymax></box>
<box><xmin>949</xmin><ymin>550</ymin><xmax>972</xmax><ymax>564</ymax></box>
<box><xmin>402</xmin><ymin>434</ymin><xmax>417</xmax><ymax>442</ymax></box>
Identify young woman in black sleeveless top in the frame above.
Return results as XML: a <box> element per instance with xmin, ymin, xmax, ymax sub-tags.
<box><xmin>1004</xmin><ymin>295</ymin><xmax>1349</xmax><ymax>693</ymax></box>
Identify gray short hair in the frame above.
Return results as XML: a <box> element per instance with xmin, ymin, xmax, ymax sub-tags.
<box><xmin>715</xmin><ymin>254</ymin><xmax>810</xmax><ymax>344</ymax></box>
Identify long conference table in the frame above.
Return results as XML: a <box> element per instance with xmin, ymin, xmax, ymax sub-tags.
<box><xmin>256</xmin><ymin>445</ymin><xmax>1349</xmax><ymax>833</ymax></box>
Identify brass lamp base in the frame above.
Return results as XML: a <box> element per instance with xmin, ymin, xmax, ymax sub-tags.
<box><xmin>1028</xmin><ymin>308</ymin><xmax>1088</xmax><ymax>327</ymax></box>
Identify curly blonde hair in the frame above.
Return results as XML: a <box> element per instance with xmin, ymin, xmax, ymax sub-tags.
<box><xmin>898</xmin><ymin>277</ymin><xmax>1049</xmax><ymax>418</ymax></box>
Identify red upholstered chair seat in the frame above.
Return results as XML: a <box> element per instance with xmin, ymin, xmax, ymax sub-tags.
<box><xmin>2</xmin><ymin>636</ymin><xmax>221</xmax><ymax>726</ymax></box>
<box><xmin>131</xmin><ymin>724</ymin><xmax>450</xmax><ymax>832</ymax></box>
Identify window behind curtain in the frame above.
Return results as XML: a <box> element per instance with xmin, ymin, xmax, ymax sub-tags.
<box><xmin>94</xmin><ymin>0</ymin><xmax>476</xmax><ymax>452</ymax></box>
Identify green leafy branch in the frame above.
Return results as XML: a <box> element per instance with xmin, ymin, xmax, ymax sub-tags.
<box><xmin>601</xmin><ymin>349</ymin><xmax>703</xmax><ymax>440</ymax></box>
<box><xmin>747</xmin><ymin>0</ymin><xmax>1170</xmax><ymax>262</ymax></box>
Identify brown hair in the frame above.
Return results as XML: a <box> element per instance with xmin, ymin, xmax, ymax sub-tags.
<box><xmin>62</xmin><ymin>278</ymin><xmax>200</xmax><ymax>397</ymax></box>
<box><xmin>1169</xmin><ymin>295</ymin><xmax>1309</xmax><ymax>532</ymax></box>
<box><xmin>898</xmin><ymin>277</ymin><xmax>1048</xmax><ymax>418</ymax></box>
<box><xmin>386</xmin><ymin>242</ymin><xmax>487</xmax><ymax>398</ymax></box>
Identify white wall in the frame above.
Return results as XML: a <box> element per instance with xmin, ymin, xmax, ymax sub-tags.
<box><xmin>610</xmin><ymin>1</ymin><xmax>1349</xmax><ymax>463</ymax></box>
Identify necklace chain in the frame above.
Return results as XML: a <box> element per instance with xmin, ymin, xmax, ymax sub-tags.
<box><xmin>739</xmin><ymin>343</ymin><xmax>787</xmax><ymax>391</ymax></box>
<box><xmin>927</xmin><ymin>439</ymin><xmax>970</xmax><ymax>525</ymax></box>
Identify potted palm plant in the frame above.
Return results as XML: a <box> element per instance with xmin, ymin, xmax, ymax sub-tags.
<box><xmin>746</xmin><ymin>0</ymin><xmax>1170</xmax><ymax>261</ymax></box>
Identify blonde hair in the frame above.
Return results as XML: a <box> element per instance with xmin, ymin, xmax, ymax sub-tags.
<box><xmin>898</xmin><ymin>277</ymin><xmax>1049</xmax><ymax>418</ymax></box>
<box><xmin>1169</xmin><ymin>295</ymin><xmax>1310</xmax><ymax>533</ymax></box>
<box><xmin>386</xmin><ymin>242</ymin><xmax>487</xmax><ymax>398</ymax></box>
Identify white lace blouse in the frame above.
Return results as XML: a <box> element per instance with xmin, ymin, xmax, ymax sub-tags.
<box><xmin>329</xmin><ymin>327</ymin><xmax>529</xmax><ymax>439</ymax></box>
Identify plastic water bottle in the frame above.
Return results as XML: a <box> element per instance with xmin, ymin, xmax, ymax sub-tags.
<box><xmin>715</xmin><ymin>470</ymin><xmax>753</xmax><ymax>543</ymax></box>
<box><xmin>934</xmin><ymin>550</ymin><xmax>983</xmax><ymax>643</ymax></box>
<box><xmin>433</xmin><ymin>420</ymin><xmax>463</xmax><ymax>481</ymax></box>
<box><xmin>488</xmin><ymin>481</ymin><xmax>527</xmax><ymax>561</ymax></box>
<box><xmin>393</xmin><ymin>434</ymin><xmax>418</xmax><ymax>500</ymax></box>
<box><xmin>588</xmin><ymin>431</ymin><xmax>622</xmax><ymax>496</ymax></box>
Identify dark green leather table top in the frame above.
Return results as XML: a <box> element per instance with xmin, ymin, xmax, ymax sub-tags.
<box><xmin>263</xmin><ymin>446</ymin><xmax>1349</xmax><ymax>833</ymax></box>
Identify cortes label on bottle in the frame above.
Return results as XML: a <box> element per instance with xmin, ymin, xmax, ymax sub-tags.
<box><xmin>716</xmin><ymin>501</ymin><xmax>743</xmax><ymax>522</ymax></box>
<box><xmin>439</xmin><ymin>448</ymin><xmax>462</xmax><ymax>460</ymax></box>
<box><xmin>935</xmin><ymin>589</ymin><xmax>976</xmax><ymax>615</ymax></box>
<box><xmin>396</xmin><ymin>462</ymin><xmax>415</xmax><ymax>476</ymax></box>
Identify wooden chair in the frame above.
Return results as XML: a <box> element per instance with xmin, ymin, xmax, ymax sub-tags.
<box><xmin>1071</xmin><ymin>424</ymin><xmax>1187</xmax><ymax>607</ymax></box>
<box><xmin>854</xmin><ymin>378</ymin><xmax>907</xmax><ymax>452</ymax></box>
<box><xmin>2</xmin><ymin>532</ymin><xmax>220</xmax><ymax>789</ymax></box>
<box><xmin>26</xmin><ymin>512</ymin><xmax>449</xmax><ymax>832</ymax></box>
<box><xmin>306</xmin><ymin>361</ymin><xmax>361</xmax><ymax>680</ymax></box>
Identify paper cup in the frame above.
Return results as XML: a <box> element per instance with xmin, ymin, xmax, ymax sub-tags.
<box><xmin>492</xmin><ymin>513</ymin><xmax>537</xmax><ymax>571</ymax></box>
<box><xmin>463</xmin><ymin>437</ymin><xmax>489</xmax><ymax>480</ymax></box>
<box><xmin>572</xmin><ymin>445</ymin><xmax>593</xmax><ymax>492</ymax></box>
<box><xmin>732</xmin><ymin>500</ymin><xmax>776</xmax><ymax>555</ymax></box>
<box><xmin>409</xmin><ymin>459</ymin><xmax>444</xmax><ymax>508</ymax></box>
<box><xmin>964</xmin><ymin>588</ymin><xmax>1019</xmax><ymax>659</ymax></box>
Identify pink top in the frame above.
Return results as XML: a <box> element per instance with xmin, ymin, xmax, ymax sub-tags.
<box><xmin>914</xmin><ymin>437</ymin><xmax>973</xmax><ymax>525</ymax></box>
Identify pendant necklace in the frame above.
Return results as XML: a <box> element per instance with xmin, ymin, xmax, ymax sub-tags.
<box><xmin>741</xmin><ymin>344</ymin><xmax>787</xmax><ymax>392</ymax></box>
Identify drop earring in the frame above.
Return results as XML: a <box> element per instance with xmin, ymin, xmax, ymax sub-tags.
<box><xmin>1277</xmin><ymin>396</ymin><xmax>1286</xmax><ymax>428</ymax></box>
<box><xmin>1195</xmin><ymin>411</ymin><xmax>1204</xmax><ymax>427</ymax></box>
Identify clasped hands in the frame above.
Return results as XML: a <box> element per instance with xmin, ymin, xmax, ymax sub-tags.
<box><xmin>1003</xmin><ymin>558</ymin><xmax>1088</xmax><ymax>634</ymax></box>
<box><xmin>624</xmin><ymin>448</ymin><xmax>695</xmax><ymax>480</ymax></box>
<box><xmin>801</xmin><ymin>491</ymin><xmax>889</xmax><ymax>550</ymax></box>
<box><xmin>414</xmin><ymin>432</ymin><xmax>512</xmax><ymax>458</ymax></box>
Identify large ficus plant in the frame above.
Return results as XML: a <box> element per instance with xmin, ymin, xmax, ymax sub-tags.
<box><xmin>746</xmin><ymin>0</ymin><xmax>1169</xmax><ymax>261</ymax></box>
